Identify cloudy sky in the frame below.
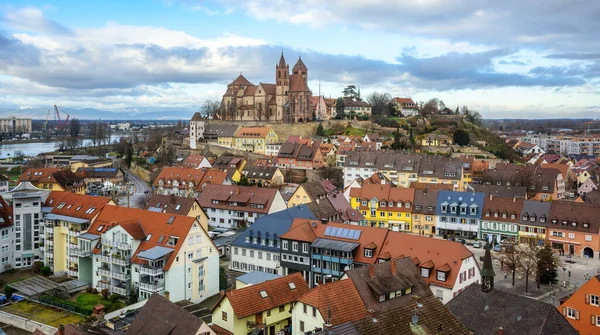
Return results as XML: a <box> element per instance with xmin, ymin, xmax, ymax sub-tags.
<box><xmin>1</xmin><ymin>0</ymin><xmax>600</xmax><ymax>118</ymax></box>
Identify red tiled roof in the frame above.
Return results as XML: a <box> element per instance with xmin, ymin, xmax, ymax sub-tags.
<box><xmin>19</xmin><ymin>168</ymin><xmax>84</xmax><ymax>190</ymax></box>
<box><xmin>197</xmin><ymin>184</ymin><xmax>279</xmax><ymax>214</ymax></box>
<box><xmin>182</xmin><ymin>154</ymin><xmax>207</xmax><ymax>168</ymax></box>
<box><xmin>88</xmin><ymin>206</ymin><xmax>210</xmax><ymax>270</ymax></box>
<box><xmin>45</xmin><ymin>191</ymin><xmax>113</xmax><ymax>220</ymax></box>
<box><xmin>393</xmin><ymin>97</ymin><xmax>418</xmax><ymax>108</ymax></box>
<box><xmin>350</xmin><ymin>184</ymin><xmax>415</xmax><ymax>211</ymax></box>
<box><xmin>0</xmin><ymin>195</ymin><xmax>13</xmax><ymax>228</ymax></box>
<box><xmin>234</xmin><ymin>126</ymin><xmax>273</xmax><ymax>138</ymax></box>
<box><xmin>298</xmin><ymin>279</ymin><xmax>367</xmax><ymax>326</ymax></box>
<box><xmin>214</xmin><ymin>273</ymin><xmax>309</xmax><ymax>319</ymax></box>
<box><xmin>483</xmin><ymin>196</ymin><xmax>525</xmax><ymax>223</ymax></box>
<box><xmin>153</xmin><ymin>167</ymin><xmax>228</xmax><ymax>191</ymax></box>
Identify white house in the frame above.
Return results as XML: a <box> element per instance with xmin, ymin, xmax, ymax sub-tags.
<box><xmin>189</xmin><ymin>112</ymin><xmax>206</xmax><ymax>150</ymax></box>
<box><xmin>198</xmin><ymin>184</ymin><xmax>287</xmax><ymax>229</ymax></box>
<box><xmin>0</xmin><ymin>196</ymin><xmax>14</xmax><ymax>273</ymax></box>
<box><xmin>82</xmin><ymin>206</ymin><xmax>219</xmax><ymax>303</ymax></box>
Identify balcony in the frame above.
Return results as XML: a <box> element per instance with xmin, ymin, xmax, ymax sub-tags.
<box><xmin>98</xmin><ymin>268</ymin><xmax>111</xmax><ymax>277</ymax></box>
<box><xmin>111</xmin><ymin>286</ymin><xmax>129</xmax><ymax>296</ymax></box>
<box><xmin>68</xmin><ymin>269</ymin><xmax>78</xmax><ymax>277</ymax></box>
<box><xmin>140</xmin><ymin>266</ymin><xmax>164</xmax><ymax>276</ymax></box>
<box><xmin>98</xmin><ymin>254</ymin><xmax>131</xmax><ymax>266</ymax></box>
<box><xmin>139</xmin><ymin>280</ymin><xmax>165</xmax><ymax>292</ymax></box>
<box><xmin>112</xmin><ymin>272</ymin><xmax>130</xmax><ymax>281</ymax></box>
<box><xmin>104</xmin><ymin>240</ymin><xmax>132</xmax><ymax>250</ymax></box>
<box><xmin>97</xmin><ymin>281</ymin><xmax>110</xmax><ymax>290</ymax></box>
<box><xmin>69</xmin><ymin>230</ymin><xmax>80</xmax><ymax>237</ymax></box>
<box><xmin>72</xmin><ymin>248</ymin><xmax>92</xmax><ymax>257</ymax></box>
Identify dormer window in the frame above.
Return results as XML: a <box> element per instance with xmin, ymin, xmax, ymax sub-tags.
<box><xmin>388</xmin><ymin>202</ymin><xmax>394</xmax><ymax>207</ymax></box>
<box><xmin>405</xmin><ymin>202</ymin><xmax>410</xmax><ymax>209</ymax></box>
<box><xmin>470</xmin><ymin>206</ymin><xmax>477</xmax><ymax>215</ymax></box>
<box><xmin>361</xmin><ymin>201</ymin><xmax>367</xmax><ymax>206</ymax></box>
<box><xmin>502</xmin><ymin>213</ymin><xmax>507</xmax><ymax>219</ymax></box>
<box><xmin>542</xmin><ymin>186</ymin><xmax>548</xmax><ymax>191</ymax></box>
<box><xmin>540</xmin><ymin>216</ymin><xmax>546</xmax><ymax>223</ymax></box>
<box><xmin>583</xmin><ymin>223</ymin><xmax>590</xmax><ymax>228</ymax></box>
<box><xmin>364</xmin><ymin>249</ymin><xmax>373</xmax><ymax>258</ymax></box>
<box><xmin>380</xmin><ymin>202</ymin><xmax>386</xmax><ymax>207</ymax></box>
<box><xmin>494</xmin><ymin>212</ymin><xmax>499</xmax><ymax>218</ymax></box>
<box><xmin>552</xmin><ymin>219</ymin><xmax>558</xmax><ymax>224</ymax></box>
<box><xmin>460</xmin><ymin>206</ymin><xmax>467</xmax><ymax>214</ymax></box>
<box><xmin>441</xmin><ymin>205</ymin><xmax>448</xmax><ymax>213</ymax></box>
<box><xmin>530</xmin><ymin>216</ymin><xmax>536</xmax><ymax>222</ymax></box>
<box><xmin>572</xmin><ymin>221</ymin><xmax>577</xmax><ymax>227</ymax></box>
<box><xmin>510</xmin><ymin>214</ymin><xmax>516</xmax><ymax>219</ymax></box>
<box><xmin>397</xmin><ymin>202</ymin><xmax>402</xmax><ymax>208</ymax></box>
<box><xmin>522</xmin><ymin>214</ymin><xmax>529</xmax><ymax>221</ymax></box>
<box><xmin>485</xmin><ymin>211</ymin><xmax>490</xmax><ymax>217</ymax></box>
<box><xmin>451</xmin><ymin>206</ymin><xmax>457</xmax><ymax>213</ymax></box>
<box><xmin>245</xmin><ymin>236</ymin><xmax>250</xmax><ymax>243</ymax></box>
<box><xmin>436</xmin><ymin>271</ymin><xmax>447</xmax><ymax>282</ymax></box>
<box><xmin>421</xmin><ymin>267</ymin><xmax>430</xmax><ymax>278</ymax></box>
<box><xmin>562</xmin><ymin>221</ymin><xmax>568</xmax><ymax>226</ymax></box>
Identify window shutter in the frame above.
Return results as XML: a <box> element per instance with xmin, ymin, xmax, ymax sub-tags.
<box><xmin>562</xmin><ymin>307</ymin><xmax>567</xmax><ymax>316</ymax></box>
<box><xmin>586</xmin><ymin>294</ymin><xmax>590</xmax><ymax>304</ymax></box>
<box><xmin>575</xmin><ymin>310</ymin><xmax>580</xmax><ymax>321</ymax></box>
<box><xmin>592</xmin><ymin>315</ymin><xmax>597</xmax><ymax>325</ymax></box>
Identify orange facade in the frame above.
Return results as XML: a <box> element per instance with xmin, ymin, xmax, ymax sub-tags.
<box><xmin>560</xmin><ymin>276</ymin><xmax>600</xmax><ymax>335</ymax></box>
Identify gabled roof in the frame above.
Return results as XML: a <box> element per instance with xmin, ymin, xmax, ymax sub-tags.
<box><xmin>229</xmin><ymin>74</ymin><xmax>253</xmax><ymax>86</ymax></box>
<box><xmin>447</xmin><ymin>285</ymin><xmax>577</xmax><ymax>335</ymax></box>
<box><xmin>146</xmin><ymin>194</ymin><xmax>199</xmax><ymax>215</ymax></box>
<box><xmin>153</xmin><ymin>167</ymin><xmax>229</xmax><ymax>191</ymax></box>
<box><xmin>243</xmin><ymin>166</ymin><xmax>279</xmax><ymax>181</ymax></box>
<box><xmin>181</xmin><ymin>154</ymin><xmax>207</xmax><ymax>168</ymax></box>
<box><xmin>345</xmin><ymin>257</ymin><xmax>430</xmax><ymax>312</ymax></box>
<box><xmin>234</xmin><ymin>126</ymin><xmax>273</xmax><ymax>138</ymax></box>
<box><xmin>548</xmin><ymin>201</ymin><xmax>600</xmax><ymax>233</ymax></box>
<box><xmin>19</xmin><ymin>168</ymin><xmax>84</xmax><ymax>190</ymax></box>
<box><xmin>126</xmin><ymin>293</ymin><xmax>202</xmax><ymax>335</ymax></box>
<box><xmin>482</xmin><ymin>196</ymin><xmax>525</xmax><ymax>223</ymax></box>
<box><xmin>88</xmin><ymin>206</ymin><xmax>205</xmax><ymax>271</ymax></box>
<box><xmin>213</xmin><ymin>273</ymin><xmax>309</xmax><ymax>319</ymax></box>
<box><xmin>298</xmin><ymin>279</ymin><xmax>367</xmax><ymax>326</ymax></box>
<box><xmin>198</xmin><ymin>184</ymin><xmax>279</xmax><ymax>214</ymax></box>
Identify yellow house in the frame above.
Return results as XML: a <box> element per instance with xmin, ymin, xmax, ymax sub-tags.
<box><xmin>410</xmin><ymin>188</ymin><xmax>440</xmax><ymax>236</ymax></box>
<box><xmin>43</xmin><ymin>192</ymin><xmax>115</xmax><ymax>279</ymax></box>
<box><xmin>211</xmin><ymin>273</ymin><xmax>309</xmax><ymax>335</ymax></box>
<box><xmin>233</xmin><ymin>126</ymin><xmax>278</xmax><ymax>154</ymax></box>
<box><xmin>213</xmin><ymin>156</ymin><xmax>247</xmax><ymax>183</ymax></box>
<box><xmin>349</xmin><ymin>184</ymin><xmax>415</xmax><ymax>232</ymax></box>
<box><xmin>146</xmin><ymin>194</ymin><xmax>209</xmax><ymax>231</ymax></box>
<box><xmin>287</xmin><ymin>181</ymin><xmax>330</xmax><ymax>208</ymax></box>
<box><xmin>18</xmin><ymin>168</ymin><xmax>86</xmax><ymax>194</ymax></box>
<box><xmin>420</xmin><ymin>133</ymin><xmax>453</xmax><ymax>147</ymax></box>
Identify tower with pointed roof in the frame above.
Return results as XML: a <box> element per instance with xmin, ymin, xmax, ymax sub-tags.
<box><xmin>481</xmin><ymin>243</ymin><xmax>496</xmax><ymax>292</ymax></box>
<box><xmin>276</xmin><ymin>52</ymin><xmax>290</xmax><ymax>122</ymax></box>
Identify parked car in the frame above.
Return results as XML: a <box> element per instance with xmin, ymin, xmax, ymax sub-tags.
<box><xmin>456</xmin><ymin>238</ymin><xmax>466</xmax><ymax>244</ymax></box>
<box><xmin>493</xmin><ymin>244</ymin><xmax>502</xmax><ymax>252</ymax></box>
<box><xmin>472</xmin><ymin>241</ymin><xmax>483</xmax><ymax>248</ymax></box>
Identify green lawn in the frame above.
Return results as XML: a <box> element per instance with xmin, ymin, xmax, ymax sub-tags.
<box><xmin>1</xmin><ymin>301</ymin><xmax>86</xmax><ymax>328</ymax></box>
<box><xmin>344</xmin><ymin>127</ymin><xmax>367</xmax><ymax>136</ymax></box>
<box><xmin>74</xmin><ymin>292</ymin><xmax>125</xmax><ymax>312</ymax></box>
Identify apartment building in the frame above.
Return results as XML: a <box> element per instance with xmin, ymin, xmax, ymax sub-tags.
<box><xmin>518</xmin><ymin>200</ymin><xmax>551</xmax><ymax>246</ymax></box>
<box><xmin>198</xmin><ymin>184</ymin><xmax>286</xmax><ymax>229</ymax></box>
<box><xmin>521</xmin><ymin>134</ymin><xmax>600</xmax><ymax>157</ymax></box>
<box><xmin>547</xmin><ymin>201</ymin><xmax>600</xmax><ymax>258</ymax></box>
<box><xmin>480</xmin><ymin>195</ymin><xmax>524</xmax><ymax>244</ymax></box>
<box><xmin>349</xmin><ymin>184</ymin><xmax>415</xmax><ymax>232</ymax></box>
<box><xmin>233</xmin><ymin>126</ymin><xmax>279</xmax><ymax>154</ymax></box>
<box><xmin>42</xmin><ymin>191</ymin><xmax>114</xmax><ymax>277</ymax></box>
<box><xmin>435</xmin><ymin>191</ymin><xmax>485</xmax><ymax>239</ymax></box>
<box><xmin>211</xmin><ymin>273</ymin><xmax>309</xmax><ymax>335</ymax></box>
<box><xmin>0</xmin><ymin>196</ymin><xmax>14</xmax><ymax>273</ymax></box>
<box><xmin>82</xmin><ymin>206</ymin><xmax>219</xmax><ymax>302</ymax></box>
<box><xmin>18</xmin><ymin>168</ymin><xmax>85</xmax><ymax>194</ymax></box>
<box><xmin>342</xmin><ymin>151</ymin><xmax>463</xmax><ymax>190</ymax></box>
<box><xmin>411</xmin><ymin>188</ymin><xmax>439</xmax><ymax>236</ymax></box>
<box><xmin>276</xmin><ymin>142</ymin><xmax>325</xmax><ymax>170</ymax></box>
<box><xmin>153</xmin><ymin>167</ymin><xmax>232</xmax><ymax>197</ymax></box>
<box><xmin>5</xmin><ymin>182</ymin><xmax>49</xmax><ymax>269</ymax></box>
<box><xmin>230</xmin><ymin>206</ymin><xmax>316</xmax><ymax>275</ymax></box>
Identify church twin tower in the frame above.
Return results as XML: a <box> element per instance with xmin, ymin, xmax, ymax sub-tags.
<box><xmin>221</xmin><ymin>53</ymin><xmax>312</xmax><ymax>123</ymax></box>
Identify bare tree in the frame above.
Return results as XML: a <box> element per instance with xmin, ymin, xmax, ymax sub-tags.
<box><xmin>497</xmin><ymin>244</ymin><xmax>520</xmax><ymax>286</ymax></box>
<box><xmin>200</xmin><ymin>100</ymin><xmax>221</xmax><ymax>119</ymax></box>
<box><xmin>519</xmin><ymin>245</ymin><xmax>538</xmax><ymax>293</ymax></box>
<box><xmin>135</xmin><ymin>193</ymin><xmax>151</xmax><ymax>209</ymax></box>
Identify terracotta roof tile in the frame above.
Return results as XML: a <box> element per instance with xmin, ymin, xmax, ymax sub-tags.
<box><xmin>153</xmin><ymin>167</ymin><xmax>228</xmax><ymax>191</ymax></box>
<box><xmin>213</xmin><ymin>273</ymin><xmax>309</xmax><ymax>319</ymax></box>
<box><xmin>298</xmin><ymin>279</ymin><xmax>367</xmax><ymax>326</ymax></box>
<box><xmin>45</xmin><ymin>191</ymin><xmax>113</xmax><ymax>220</ymax></box>
<box><xmin>234</xmin><ymin>126</ymin><xmax>273</xmax><ymax>138</ymax></box>
<box><xmin>198</xmin><ymin>184</ymin><xmax>279</xmax><ymax>214</ymax></box>
<box><xmin>182</xmin><ymin>154</ymin><xmax>207</xmax><ymax>168</ymax></box>
<box><xmin>0</xmin><ymin>195</ymin><xmax>13</xmax><ymax>228</ymax></box>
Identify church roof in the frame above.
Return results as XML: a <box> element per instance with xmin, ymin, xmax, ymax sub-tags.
<box><xmin>259</xmin><ymin>83</ymin><xmax>276</xmax><ymax>95</ymax></box>
<box><xmin>292</xmin><ymin>57</ymin><xmax>307</xmax><ymax>72</ymax></box>
<box><xmin>289</xmin><ymin>74</ymin><xmax>310</xmax><ymax>92</ymax></box>
<box><xmin>244</xmin><ymin>85</ymin><xmax>257</xmax><ymax>95</ymax></box>
<box><xmin>230</xmin><ymin>74</ymin><xmax>253</xmax><ymax>86</ymax></box>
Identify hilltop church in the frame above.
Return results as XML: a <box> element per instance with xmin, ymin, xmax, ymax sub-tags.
<box><xmin>220</xmin><ymin>53</ymin><xmax>313</xmax><ymax>123</ymax></box>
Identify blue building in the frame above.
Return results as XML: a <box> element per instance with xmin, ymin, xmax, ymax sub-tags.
<box><xmin>436</xmin><ymin>191</ymin><xmax>485</xmax><ymax>239</ymax></box>
<box><xmin>230</xmin><ymin>205</ymin><xmax>315</xmax><ymax>275</ymax></box>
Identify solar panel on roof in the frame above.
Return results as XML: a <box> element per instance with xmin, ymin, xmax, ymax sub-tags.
<box><xmin>341</xmin><ymin>229</ymin><xmax>351</xmax><ymax>238</ymax></box>
<box><xmin>351</xmin><ymin>230</ymin><xmax>361</xmax><ymax>240</ymax></box>
<box><xmin>335</xmin><ymin>229</ymin><xmax>344</xmax><ymax>237</ymax></box>
<box><xmin>330</xmin><ymin>227</ymin><xmax>338</xmax><ymax>236</ymax></box>
<box><xmin>324</xmin><ymin>226</ymin><xmax>332</xmax><ymax>235</ymax></box>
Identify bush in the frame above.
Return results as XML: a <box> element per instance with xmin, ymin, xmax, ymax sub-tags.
<box><xmin>92</xmin><ymin>288</ymin><xmax>98</xmax><ymax>294</ymax></box>
<box><xmin>33</xmin><ymin>261</ymin><xmax>44</xmax><ymax>274</ymax></box>
<box><xmin>40</xmin><ymin>266</ymin><xmax>52</xmax><ymax>276</ymax></box>
<box><xmin>86</xmin><ymin>287</ymin><xmax>93</xmax><ymax>293</ymax></box>
<box><xmin>109</xmin><ymin>294</ymin><xmax>120</xmax><ymax>303</ymax></box>
<box><xmin>4</xmin><ymin>285</ymin><xmax>16</xmax><ymax>300</ymax></box>
<box><xmin>101</xmin><ymin>288</ymin><xmax>109</xmax><ymax>300</ymax></box>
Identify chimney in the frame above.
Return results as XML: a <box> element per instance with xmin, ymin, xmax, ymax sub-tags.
<box><xmin>369</xmin><ymin>265</ymin><xmax>375</xmax><ymax>278</ymax></box>
<box><xmin>391</xmin><ymin>260</ymin><xmax>397</xmax><ymax>275</ymax></box>
<box><xmin>321</xmin><ymin>218</ymin><xmax>328</xmax><ymax>225</ymax></box>
<box><xmin>497</xmin><ymin>327</ymin><xmax>504</xmax><ymax>335</ymax></box>
<box><xmin>513</xmin><ymin>196</ymin><xmax>516</xmax><ymax>202</ymax></box>
<box><xmin>489</xmin><ymin>194</ymin><xmax>493</xmax><ymax>201</ymax></box>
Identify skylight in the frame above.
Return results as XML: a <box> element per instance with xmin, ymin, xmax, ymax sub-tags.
<box><xmin>167</xmin><ymin>216</ymin><xmax>175</xmax><ymax>224</ymax></box>
<box><xmin>288</xmin><ymin>282</ymin><xmax>296</xmax><ymax>290</ymax></box>
<box><xmin>259</xmin><ymin>290</ymin><xmax>268</xmax><ymax>298</ymax></box>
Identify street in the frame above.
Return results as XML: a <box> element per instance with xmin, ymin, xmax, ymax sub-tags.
<box><xmin>118</xmin><ymin>168</ymin><xmax>151</xmax><ymax>208</ymax></box>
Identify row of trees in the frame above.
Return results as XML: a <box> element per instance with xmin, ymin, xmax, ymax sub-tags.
<box><xmin>497</xmin><ymin>244</ymin><xmax>559</xmax><ymax>293</ymax></box>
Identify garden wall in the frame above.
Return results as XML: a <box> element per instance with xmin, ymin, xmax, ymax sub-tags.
<box><xmin>0</xmin><ymin>310</ymin><xmax>57</xmax><ymax>334</ymax></box>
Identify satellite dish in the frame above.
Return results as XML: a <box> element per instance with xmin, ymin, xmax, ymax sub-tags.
<box><xmin>411</xmin><ymin>314</ymin><xmax>419</xmax><ymax>325</ymax></box>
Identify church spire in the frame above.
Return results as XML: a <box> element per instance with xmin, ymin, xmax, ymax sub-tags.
<box><xmin>278</xmin><ymin>52</ymin><xmax>287</xmax><ymax>67</ymax></box>
<box><xmin>481</xmin><ymin>243</ymin><xmax>496</xmax><ymax>292</ymax></box>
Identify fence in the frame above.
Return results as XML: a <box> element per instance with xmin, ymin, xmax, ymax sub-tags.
<box><xmin>37</xmin><ymin>295</ymin><xmax>93</xmax><ymax>316</ymax></box>
<box><xmin>0</xmin><ymin>310</ymin><xmax>57</xmax><ymax>334</ymax></box>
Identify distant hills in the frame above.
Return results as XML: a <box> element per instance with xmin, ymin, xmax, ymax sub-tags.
<box><xmin>0</xmin><ymin>106</ymin><xmax>197</xmax><ymax>120</ymax></box>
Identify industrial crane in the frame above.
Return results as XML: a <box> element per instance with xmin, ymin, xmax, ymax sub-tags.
<box><xmin>54</xmin><ymin>104</ymin><xmax>70</xmax><ymax>130</ymax></box>
<box><xmin>42</xmin><ymin>109</ymin><xmax>51</xmax><ymax>131</ymax></box>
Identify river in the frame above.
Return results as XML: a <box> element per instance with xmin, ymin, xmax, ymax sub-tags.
<box><xmin>0</xmin><ymin>136</ymin><xmax>122</xmax><ymax>159</ymax></box>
